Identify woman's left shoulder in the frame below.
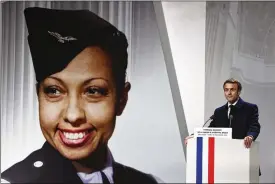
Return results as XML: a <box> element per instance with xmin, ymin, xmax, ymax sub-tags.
<box><xmin>113</xmin><ymin>162</ymin><xmax>164</xmax><ymax>183</ymax></box>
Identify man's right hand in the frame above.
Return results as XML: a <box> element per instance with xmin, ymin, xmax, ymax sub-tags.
<box><xmin>184</xmin><ymin>135</ymin><xmax>194</xmax><ymax>145</ymax></box>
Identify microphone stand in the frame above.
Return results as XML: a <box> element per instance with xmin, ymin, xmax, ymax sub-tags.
<box><xmin>202</xmin><ymin>117</ymin><xmax>213</xmax><ymax>127</ymax></box>
<box><xmin>229</xmin><ymin>115</ymin><xmax>233</xmax><ymax>128</ymax></box>
<box><xmin>190</xmin><ymin>115</ymin><xmax>214</xmax><ymax>136</ymax></box>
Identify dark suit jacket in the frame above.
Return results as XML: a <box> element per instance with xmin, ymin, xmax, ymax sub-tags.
<box><xmin>209</xmin><ymin>98</ymin><xmax>261</xmax><ymax>140</ymax></box>
<box><xmin>1</xmin><ymin>142</ymin><xmax>158</xmax><ymax>184</ymax></box>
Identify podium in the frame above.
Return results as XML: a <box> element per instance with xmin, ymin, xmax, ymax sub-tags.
<box><xmin>186</xmin><ymin>137</ymin><xmax>259</xmax><ymax>183</ymax></box>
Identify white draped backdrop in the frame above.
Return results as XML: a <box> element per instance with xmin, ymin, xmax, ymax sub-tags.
<box><xmin>206</xmin><ymin>2</ymin><xmax>275</xmax><ymax>183</ymax></box>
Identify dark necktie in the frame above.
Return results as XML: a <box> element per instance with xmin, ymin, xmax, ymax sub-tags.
<box><xmin>100</xmin><ymin>171</ymin><xmax>110</xmax><ymax>184</ymax></box>
<box><xmin>228</xmin><ymin>105</ymin><xmax>234</xmax><ymax>128</ymax></box>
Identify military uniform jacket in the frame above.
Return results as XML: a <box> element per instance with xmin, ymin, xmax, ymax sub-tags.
<box><xmin>1</xmin><ymin>142</ymin><xmax>158</xmax><ymax>184</ymax></box>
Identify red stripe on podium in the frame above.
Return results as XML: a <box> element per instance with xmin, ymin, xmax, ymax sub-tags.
<box><xmin>208</xmin><ymin>137</ymin><xmax>215</xmax><ymax>183</ymax></box>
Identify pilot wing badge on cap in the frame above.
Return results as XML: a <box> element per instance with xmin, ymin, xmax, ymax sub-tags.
<box><xmin>48</xmin><ymin>31</ymin><xmax>77</xmax><ymax>43</ymax></box>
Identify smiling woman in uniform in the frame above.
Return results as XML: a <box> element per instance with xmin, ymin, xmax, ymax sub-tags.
<box><xmin>1</xmin><ymin>7</ymin><xmax>159</xmax><ymax>184</ymax></box>
<box><xmin>39</xmin><ymin>47</ymin><xmax>129</xmax><ymax>170</ymax></box>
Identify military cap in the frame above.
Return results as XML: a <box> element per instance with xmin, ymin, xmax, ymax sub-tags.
<box><xmin>24</xmin><ymin>7</ymin><xmax>128</xmax><ymax>82</ymax></box>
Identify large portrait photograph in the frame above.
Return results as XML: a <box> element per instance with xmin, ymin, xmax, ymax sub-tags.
<box><xmin>2</xmin><ymin>1</ymin><xmax>275</xmax><ymax>184</ymax></box>
<box><xmin>1</xmin><ymin>1</ymin><xmax>188</xmax><ymax>183</ymax></box>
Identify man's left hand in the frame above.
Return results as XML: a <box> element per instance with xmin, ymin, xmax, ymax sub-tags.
<box><xmin>244</xmin><ymin>136</ymin><xmax>253</xmax><ymax>148</ymax></box>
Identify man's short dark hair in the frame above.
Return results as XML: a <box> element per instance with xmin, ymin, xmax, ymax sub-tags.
<box><xmin>223</xmin><ymin>78</ymin><xmax>242</xmax><ymax>92</ymax></box>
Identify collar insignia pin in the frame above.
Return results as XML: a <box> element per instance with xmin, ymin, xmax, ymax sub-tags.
<box><xmin>48</xmin><ymin>31</ymin><xmax>77</xmax><ymax>43</ymax></box>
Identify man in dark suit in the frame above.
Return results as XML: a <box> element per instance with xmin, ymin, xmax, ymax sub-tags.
<box><xmin>185</xmin><ymin>78</ymin><xmax>261</xmax><ymax>176</ymax></box>
<box><xmin>209</xmin><ymin>78</ymin><xmax>261</xmax><ymax>148</ymax></box>
<box><xmin>185</xmin><ymin>78</ymin><xmax>261</xmax><ymax>148</ymax></box>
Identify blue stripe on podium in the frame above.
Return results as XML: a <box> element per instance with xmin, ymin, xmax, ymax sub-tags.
<box><xmin>196</xmin><ymin>137</ymin><xmax>203</xmax><ymax>183</ymax></box>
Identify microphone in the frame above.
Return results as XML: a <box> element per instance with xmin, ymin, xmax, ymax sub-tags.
<box><xmin>229</xmin><ymin>115</ymin><xmax>233</xmax><ymax>127</ymax></box>
<box><xmin>189</xmin><ymin>115</ymin><xmax>214</xmax><ymax>136</ymax></box>
<box><xmin>202</xmin><ymin>114</ymin><xmax>215</xmax><ymax>127</ymax></box>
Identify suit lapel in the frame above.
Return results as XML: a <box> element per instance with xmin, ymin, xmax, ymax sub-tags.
<box><xmin>223</xmin><ymin>98</ymin><xmax>244</xmax><ymax>125</ymax></box>
<box><xmin>235</xmin><ymin>98</ymin><xmax>244</xmax><ymax>109</ymax></box>
<box><xmin>40</xmin><ymin>142</ymin><xmax>83</xmax><ymax>183</ymax></box>
<box><xmin>222</xmin><ymin>103</ymin><xmax>229</xmax><ymax>126</ymax></box>
<box><xmin>232</xmin><ymin>98</ymin><xmax>244</xmax><ymax>124</ymax></box>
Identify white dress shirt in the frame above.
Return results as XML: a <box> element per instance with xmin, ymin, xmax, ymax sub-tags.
<box><xmin>77</xmin><ymin>148</ymin><xmax>114</xmax><ymax>183</ymax></box>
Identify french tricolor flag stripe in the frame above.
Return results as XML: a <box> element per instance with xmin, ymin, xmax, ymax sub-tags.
<box><xmin>196</xmin><ymin>137</ymin><xmax>215</xmax><ymax>183</ymax></box>
<box><xmin>196</xmin><ymin>137</ymin><xmax>203</xmax><ymax>183</ymax></box>
<box><xmin>208</xmin><ymin>137</ymin><xmax>215</xmax><ymax>183</ymax></box>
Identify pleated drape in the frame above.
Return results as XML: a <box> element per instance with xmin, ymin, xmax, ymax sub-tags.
<box><xmin>1</xmin><ymin>1</ymin><xmax>133</xmax><ymax>171</ymax></box>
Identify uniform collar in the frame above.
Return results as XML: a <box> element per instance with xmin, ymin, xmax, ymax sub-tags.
<box><xmin>77</xmin><ymin>147</ymin><xmax>114</xmax><ymax>183</ymax></box>
<box><xmin>42</xmin><ymin>141</ymin><xmax>114</xmax><ymax>183</ymax></box>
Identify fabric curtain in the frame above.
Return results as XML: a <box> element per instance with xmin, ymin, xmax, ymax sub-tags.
<box><xmin>1</xmin><ymin>1</ymin><xmax>133</xmax><ymax>171</ymax></box>
<box><xmin>205</xmin><ymin>2</ymin><xmax>236</xmax><ymax>120</ymax></box>
<box><xmin>205</xmin><ymin>2</ymin><xmax>275</xmax><ymax>182</ymax></box>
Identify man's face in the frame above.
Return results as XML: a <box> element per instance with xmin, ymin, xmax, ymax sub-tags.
<box><xmin>223</xmin><ymin>83</ymin><xmax>240</xmax><ymax>104</ymax></box>
<box><xmin>38</xmin><ymin>46</ymin><xmax>130</xmax><ymax>161</ymax></box>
